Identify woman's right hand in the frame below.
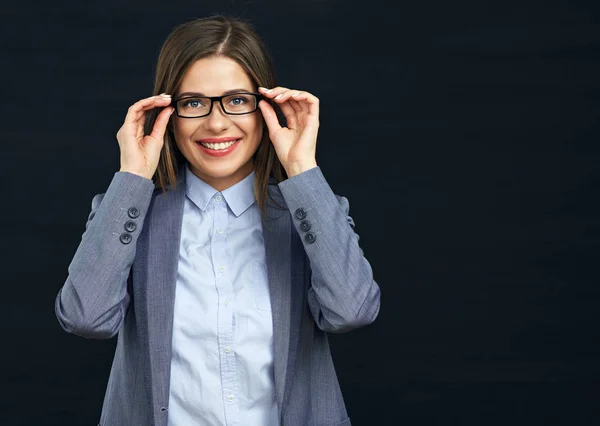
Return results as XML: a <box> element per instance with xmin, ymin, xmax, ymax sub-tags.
<box><xmin>117</xmin><ymin>93</ymin><xmax>174</xmax><ymax>180</ymax></box>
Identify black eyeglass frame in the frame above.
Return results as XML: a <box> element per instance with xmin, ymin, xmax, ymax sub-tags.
<box><xmin>170</xmin><ymin>92</ymin><xmax>265</xmax><ymax>118</ymax></box>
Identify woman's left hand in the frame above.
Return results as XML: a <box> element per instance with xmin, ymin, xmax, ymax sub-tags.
<box><xmin>258</xmin><ymin>86</ymin><xmax>319</xmax><ymax>177</ymax></box>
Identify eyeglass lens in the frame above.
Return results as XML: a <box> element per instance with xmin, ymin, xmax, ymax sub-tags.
<box><xmin>176</xmin><ymin>94</ymin><xmax>258</xmax><ymax>117</ymax></box>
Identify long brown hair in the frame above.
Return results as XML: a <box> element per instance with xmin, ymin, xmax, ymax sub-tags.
<box><xmin>144</xmin><ymin>15</ymin><xmax>286</xmax><ymax>216</ymax></box>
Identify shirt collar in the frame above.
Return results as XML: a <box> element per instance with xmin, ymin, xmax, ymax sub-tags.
<box><xmin>185</xmin><ymin>163</ymin><xmax>256</xmax><ymax>217</ymax></box>
<box><xmin>222</xmin><ymin>170</ymin><xmax>256</xmax><ymax>217</ymax></box>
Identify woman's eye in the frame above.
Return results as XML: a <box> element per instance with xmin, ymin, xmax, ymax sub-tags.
<box><xmin>182</xmin><ymin>99</ymin><xmax>206</xmax><ymax>108</ymax></box>
<box><xmin>228</xmin><ymin>96</ymin><xmax>248</xmax><ymax>106</ymax></box>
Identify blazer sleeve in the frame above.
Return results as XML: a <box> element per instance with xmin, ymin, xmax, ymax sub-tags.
<box><xmin>278</xmin><ymin>166</ymin><xmax>381</xmax><ymax>333</ymax></box>
<box><xmin>54</xmin><ymin>171</ymin><xmax>156</xmax><ymax>339</ymax></box>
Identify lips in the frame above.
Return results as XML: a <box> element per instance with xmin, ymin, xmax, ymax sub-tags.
<box><xmin>195</xmin><ymin>138</ymin><xmax>241</xmax><ymax>157</ymax></box>
<box><xmin>201</xmin><ymin>140</ymin><xmax>236</xmax><ymax>149</ymax></box>
<box><xmin>197</xmin><ymin>137</ymin><xmax>240</xmax><ymax>143</ymax></box>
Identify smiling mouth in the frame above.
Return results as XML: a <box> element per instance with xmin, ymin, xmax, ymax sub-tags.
<box><xmin>198</xmin><ymin>139</ymin><xmax>241</xmax><ymax>150</ymax></box>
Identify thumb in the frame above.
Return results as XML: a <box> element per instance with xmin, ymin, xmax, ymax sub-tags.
<box><xmin>149</xmin><ymin>106</ymin><xmax>174</xmax><ymax>142</ymax></box>
<box><xmin>258</xmin><ymin>100</ymin><xmax>282</xmax><ymax>137</ymax></box>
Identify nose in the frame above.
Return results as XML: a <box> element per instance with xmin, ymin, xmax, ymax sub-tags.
<box><xmin>203</xmin><ymin>101</ymin><xmax>231</xmax><ymax>133</ymax></box>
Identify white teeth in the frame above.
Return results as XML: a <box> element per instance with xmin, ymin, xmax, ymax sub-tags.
<box><xmin>200</xmin><ymin>140</ymin><xmax>238</xmax><ymax>150</ymax></box>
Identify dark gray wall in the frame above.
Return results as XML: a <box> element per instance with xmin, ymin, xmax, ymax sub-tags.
<box><xmin>2</xmin><ymin>0</ymin><xmax>600</xmax><ymax>424</ymax></box>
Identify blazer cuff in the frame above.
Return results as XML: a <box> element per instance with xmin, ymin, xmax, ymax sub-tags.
<box><xmin>277</xmin><ymin>166</ymin><xmax>344</xmax><ymax>246</ymax></box>
<box><xmin>85</xmin><ymin>171</ymin><xmax>156</xmax><ymax>244</ymax></box>
<box><xmin>107</xmin><ymin>171</ymin><xmax>155</xmax><ymax>199</ymax></box>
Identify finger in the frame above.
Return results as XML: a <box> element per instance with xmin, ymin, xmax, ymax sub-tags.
<box><xmin>278</xmin><ymin>101</ymin><xmax>298</xmax><ymax>129</ymax></box>
<box><xmin>148</xmin><ymin>106</ymin><xmax>175</xmax><ymax>142</ymax></box>
<box><xmin>290</xmin><ymin>92</ymin><xmax>319</xmax><ymax>118</ymax></box>
<box><xmin>288</xmin><ymin>99</ymin><xmax>304</xmax><ymax>116</ymax></box>
<box><xmin>258</xmin><ymin>86</ymin><xmax>290</xmax><ymax>99</ymax></box>
<box><xmin>290</xmin><ymin>91</ymin><xmax>309</xmax><ymax>114</ymax></box>
<box><xmin>124</xmin><ymin>94</ymin><xmax>171</xmax><ymax>124</ymax></box>
<box><xmin>258</xmin><ymin>100</ymin><xmax>282</xmax><ymax>136</ymax></box>
<box><xmin>273</xmin><ymin>90</ymin><xmax>302</xmax><ymax>104</ymax></box>
<box><xmin>124</xmin><ymin>96</ymin><xmax>172</xmax><ymax>142</ymax></box>
<box><xmin>131</xmin><ymin>95</ymin><xmax>172</xmax><ymax>123</ymax></box>
<box><xmin>128</xmin><ymin>94</ymin><xmax>171</xmax><ymax>115</ymax></box>
<box><xmin>124</xmin><ymin>97</ymin><xmax>154</xmax><ymax>127</ymax></box>
<box><xmin>291</xmin><ymin>91</ymin><xmax>319</xmax><ymax>105</ymax></box>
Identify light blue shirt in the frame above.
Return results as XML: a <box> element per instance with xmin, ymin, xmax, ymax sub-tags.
<box><xmin>167</xmin><ymin>164</ymin><xmax>278</xmax><ymax>426</ymax></box>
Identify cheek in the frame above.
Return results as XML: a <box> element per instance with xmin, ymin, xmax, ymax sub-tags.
<box><xmin>172</xmin><ymin>119</ymin><xmax>195</xmax><ymax>141</ymax></box>
<box><xmin>242</xmin><ymin>116</ymin><xmax>263</xmax><ymax>143</ymax></box>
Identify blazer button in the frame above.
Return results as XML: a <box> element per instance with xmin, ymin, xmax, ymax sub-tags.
<box><xmin>305</xmin><ymin>232</ymin><xmax>317</xmax><ymax>244</ymax></box>
<box><xmin>300</xmin><ymin>220</ymin><xmax>311</xmax><ymax>232</ymax></box>
<box><xmin>295</xmin><ymin>208</ymin><xmax>307</xmax><ymax>220</ymax></box>
<box><xmin>120</xmin><ymin>232</ymin><xmax>132</xmax><ymax>244</ymax></box>
<box><xmin>128</xmin><ymin>207</ymin><xmax>140</xmax><ymax>218</ymax></box>
<box><xmin>124</xmin><ymin>220</ymin><xmax>137</xmax><ymax>232</ymax></box>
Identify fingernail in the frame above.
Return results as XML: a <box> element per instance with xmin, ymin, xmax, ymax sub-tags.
<box><xmin>159</xmin><ymin>93</ymin><xmax>171</xmax><ymax>97</ymax></box>
<box><xmin>275</xmin><ymin>94</ymin><xmax>282</xmax><ymax>100</ymax></box>
<box><xmin>292</xmin><ymin>92</ymin><xmax>300</xmax><ymax>97</ymax></box>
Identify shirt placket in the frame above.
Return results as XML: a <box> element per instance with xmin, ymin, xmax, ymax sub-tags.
<box><xmin>211</xmin><ymin>193</ymin><xmax>239</xmax><ymax>425</ymax></box>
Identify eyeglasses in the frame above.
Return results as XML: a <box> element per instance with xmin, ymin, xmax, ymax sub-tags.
<box><xmin>171</xmin><ymin>92</ymin><xmax>264</xmax><ymax>118</ymax></box>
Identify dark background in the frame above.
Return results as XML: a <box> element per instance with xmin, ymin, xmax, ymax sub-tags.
<box><xmin>2</xmin><ymin>0</ymin><xmax>600</xmax><ymax>425</ymax></box>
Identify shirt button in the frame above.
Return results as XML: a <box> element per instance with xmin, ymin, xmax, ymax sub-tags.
<box><xmin>215</xmin><ymin>195</ymin><xmax>222</xmax><ymax>202</ymax></box>
<box><xmin>216</xmin><ymin>228</ymin><xmax>224</xmax><ymax>234</ymax></box>
<box><xmin>224</xmin><ymin>345</ymin><xmax>232</xmax><ymax>353</ymax></box>
<box><xmin>218</xmin><ymin>265</ymin><xmax>225</xmax><ymax>273</ymax></box>
<box><xmin>223</xmin><ymin>298</ymin><xmax>230</xmax><ymax>306</ymax></box>
<box><xmin>227</xmin><ymin>394</ymin><xmax>235</xmax><ymax>402</ymax></box>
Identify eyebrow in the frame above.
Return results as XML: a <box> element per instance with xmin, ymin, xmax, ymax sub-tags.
<box><xmin>176</xmin><ymin>88</ymin><xmax>254</xmax><ymax>98</ymax></box>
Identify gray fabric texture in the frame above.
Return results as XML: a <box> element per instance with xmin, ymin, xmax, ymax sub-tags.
<box><xmin>55</xmin><ymin>166</ymin><xmax>380</xmax><ymax>426</ymax></box>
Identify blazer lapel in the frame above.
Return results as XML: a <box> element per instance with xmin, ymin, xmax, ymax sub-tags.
<box><xmin>135</xmin><ymin>168</ymin><xmax>186</xmax><ymax>421</ymax></box>
<box><xmin>263</xmin><ymin>184</ymin><xmax>304</xmax><ymax>417</ymax></box>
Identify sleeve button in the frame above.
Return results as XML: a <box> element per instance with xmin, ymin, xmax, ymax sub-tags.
<box><xmin>295</xmin><ymin>208</ymin><xmax>307</xmax><ymax>220</ymax></box>
<box><xmin>128</xmin><ymin>207</ymin><xmax>140</xmax><ymax>218</ymax></box>
<box><xmin>299</xmin><ymin>220</ymin><xmax>311</xmax><ymax>232</ymax></box>
<box><xmin>305</xmin><ymin>232</ymin><xmax>316</xmax><ymax>244</ymax></box>
<box><xmin>124</xmin><ymin>220</ymin><xmax>137</xmax><ymax>232</ymax></box>
<box><xmin>120</xmin><ymin>233</ymin><xmax>132</xmax><ymax>244</ymax></box>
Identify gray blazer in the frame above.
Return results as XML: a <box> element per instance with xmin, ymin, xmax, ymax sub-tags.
<box><xmin>55</xmin><ymin>165</ymin><xmax>381</xmax><ymax>426</ymax></box>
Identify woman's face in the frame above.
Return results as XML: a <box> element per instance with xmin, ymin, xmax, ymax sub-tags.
<box><xmin>172</xmin><ymin>56</ymin><xmax>264</xmax><ymax>191</ymax></box>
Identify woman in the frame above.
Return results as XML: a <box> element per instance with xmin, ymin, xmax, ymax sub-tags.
<box><xmin>55</xmin><ymin>15</ymin><xmax>380</xmax><ymax>426</ymax></box>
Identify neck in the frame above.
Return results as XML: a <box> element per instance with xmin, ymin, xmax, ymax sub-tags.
<box><xmin>188</xmin><ymin>161</ymin><xmax>254</xmax><ymax>192</ymax></box>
